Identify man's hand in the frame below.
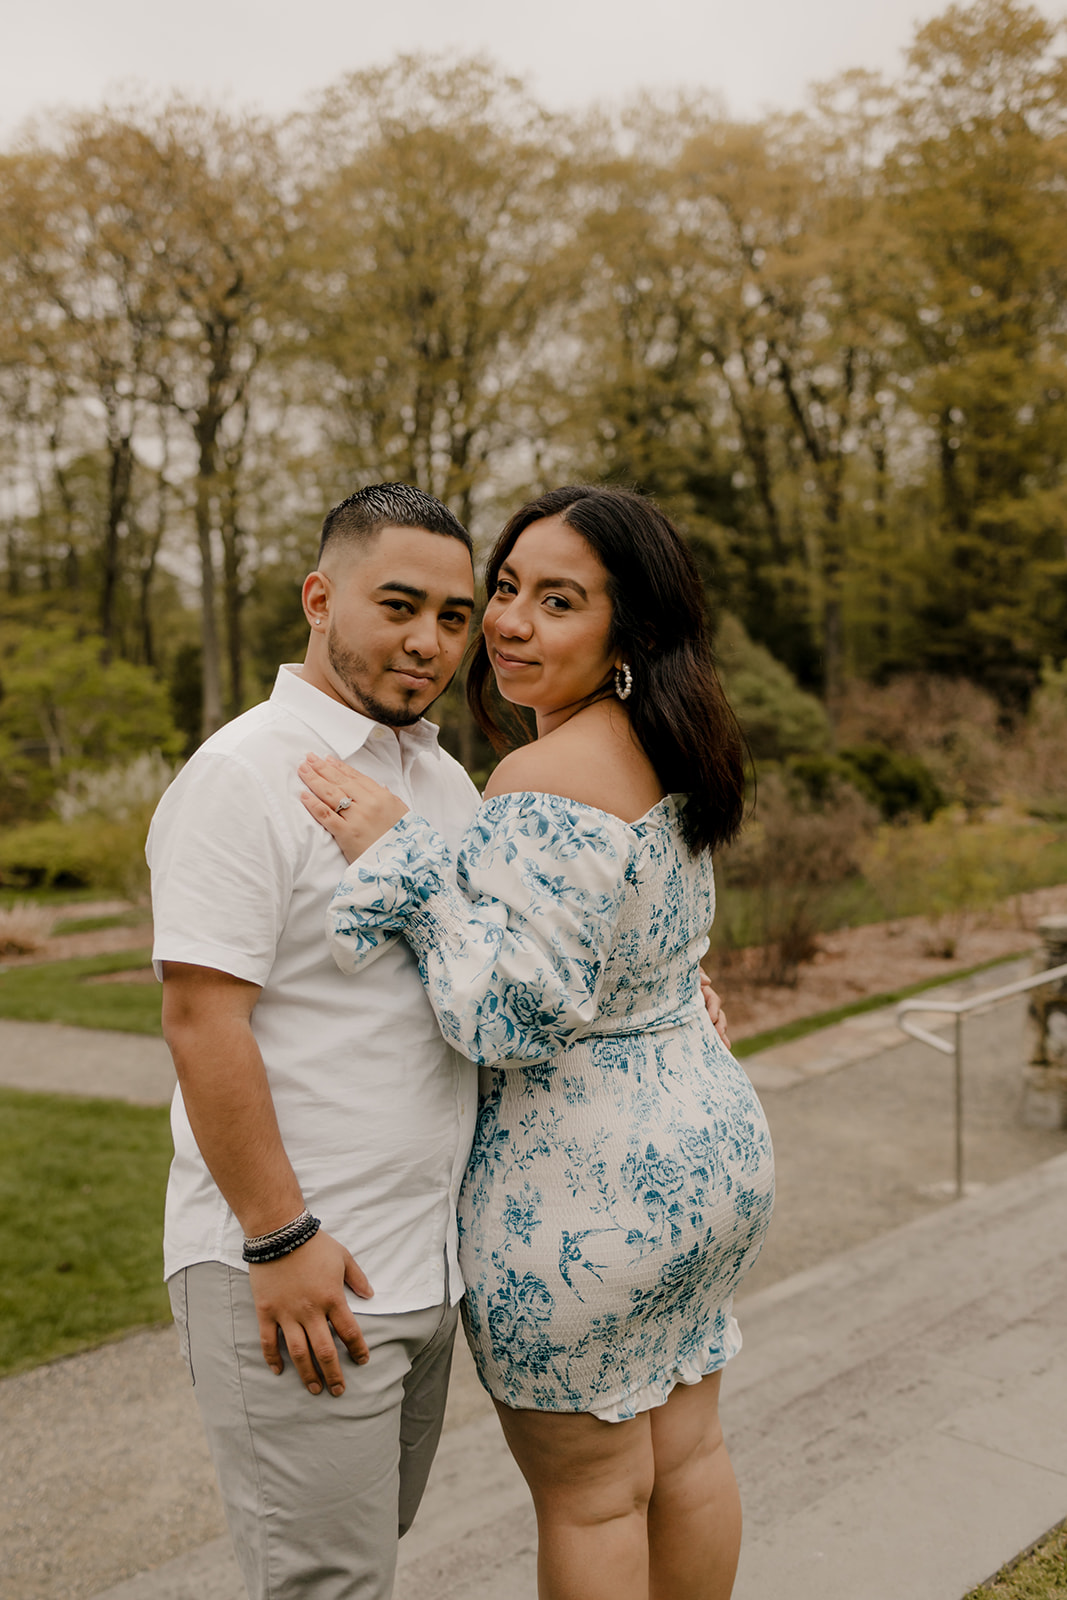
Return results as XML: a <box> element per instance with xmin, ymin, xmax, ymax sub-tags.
<box><xmin>250</xmin><ymin>1228</ymin><xmax>374</xmax><ymax>1397</ymax></box>
<box><xmin>700</xmin><ymin>971</ymin><xmax>731</xmax><ymax>1049</ymax></box>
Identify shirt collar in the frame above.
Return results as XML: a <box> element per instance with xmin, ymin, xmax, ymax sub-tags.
<box><xmin>270</xmin><ymin>665</ymin><xmax>445</xmax><ymax>762</ymax></box>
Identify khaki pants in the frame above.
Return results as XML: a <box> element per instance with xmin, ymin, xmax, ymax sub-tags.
<box><xmin>169</xmin><ymin>1263</ymin><xmax>458</xmax><ymax>1600</ymax></box>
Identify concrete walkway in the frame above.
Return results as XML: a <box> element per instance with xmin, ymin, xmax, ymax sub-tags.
<box><xmin>2</xmin><ymin>959</ymin><xmax>1066</xmax><ymax>1599</ymax></box>
<box><xmin>0</xmin><ymin>1017</ymin><xmax>175</xmax><ymax>1104</ymax></box>
<box><xmin>74</xmin><ymin>1153</ymin><xmax>1067</xmax><ymax>1600</ymax></box>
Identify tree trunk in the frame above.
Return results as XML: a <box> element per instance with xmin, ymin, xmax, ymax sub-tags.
<box><xmin>871</xmin><ymin>429</ymin><xmax>891</xmax><ymax>663</ymax></box>
<box><xmin>220</xmin><ymin>411</ymin><xmax>250</xmax><ymax>719</ymax></box>
<box><xmin>194</xmin><ymin>415</ymin><xmax>225</xmax><ymax>740</ymax></box>
<box><xmin>137</xmin><ymin>425</ymin><xmax>172</xmax><ymax>669</ymax></box>
<box><xmin>5</xmin><ymin>529</ymin><xmax>20</xmax><ymax>596</ymax></box>
<box><xmin>821</xmin><ymin>464</ymin><xmax>846</xmax><ymax>726</ymax></box>
<box><xmin>221</xmin><ymin>511</ymin><xmax>244</xmax><ymax>719</ymax></box>
<box><xmin>100</xmin><ymin>428</ymin><xmax>134</xmax><ymax>661</ymax></box>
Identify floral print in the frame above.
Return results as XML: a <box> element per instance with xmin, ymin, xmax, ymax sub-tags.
<box><xmin>328</xmin><ymin>791</ymin><xmax>775</xmax><ymax>1421</ymax></box>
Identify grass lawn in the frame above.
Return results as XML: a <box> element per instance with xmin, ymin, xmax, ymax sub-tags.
<box><xmin>0</xmin><ymin>948</ymin><xmax>160</xmax><ymax>1034</ymax></box>
<box><xmin>965</xmin><ymin>1522</ymin><xmax>1067</xmax><ymax>1599</ymax></box>
<box><xmin>0</xmin><ymin>1087</ymin><xmax>172</xmax><ymax>1378</ymax></box>
<box><xmin>52</xmin><ymin>910</ymin><xmax>151</xmax><ymax>936</ymax></box>
<box><xmin>0</xmin><ymin>944</ymin><xmax>1029</xmax><ymax>1054</ymax></box>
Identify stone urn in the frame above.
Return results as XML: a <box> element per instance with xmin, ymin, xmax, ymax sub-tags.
<box><xmin>1022</xmin><ymin>913</ymin><xmax>1067</xmax><ymax>1129</ymax></box>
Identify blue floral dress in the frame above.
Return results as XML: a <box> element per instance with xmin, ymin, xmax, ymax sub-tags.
<box><xmin>327</xmin><ymin>791</ymin><xmax>774</xmax><ymax>1422</ymax></box>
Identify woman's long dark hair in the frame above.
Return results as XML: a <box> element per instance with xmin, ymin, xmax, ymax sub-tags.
<box><xmin>467</xmin><ymin>485</ymin><xmax>746</xmax><ymax>854</ymax></box>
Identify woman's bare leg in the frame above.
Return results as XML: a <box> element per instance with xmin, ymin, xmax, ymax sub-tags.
<box><xmin>494</xmin><ymin>1400</ymin><xmax>655</xmax><ymax>1600</ymax></box>
<box><xmin>647</xmin><ymin>1372</ymin><xmax>741</xmax><ymax>1600</ymax></box>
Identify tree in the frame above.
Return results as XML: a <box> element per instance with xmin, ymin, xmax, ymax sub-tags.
<box><xmin>138</xmin><ymin>101</ymin><xmax>293</xmax><ymax>736</ymax></box>
<box><xmin>292</xmin><ymin>57</ymin><xmax>568</xmax><ymax>530</ymax></box>
<box><xmin>0</xmin><ymin>123</ymin><xmax>171</xmax><ymax>658</ymax></box>
<box><xmin>675</xmin><ymin>100</ymin><xmax>905</xmax><ymax>706</ymax></box>
<box><xmin>885</xmin><ymin>0</ymin><xmax>1067</xmax><ymax>703</ymax></box>
<box><xmin>0</xmin><ymin>621</ymin><xmax>181</xmax><ymax>816</ymax></box>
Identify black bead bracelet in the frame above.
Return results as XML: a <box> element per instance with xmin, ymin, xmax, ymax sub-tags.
<box><xmin>242</xmin><ymin>1208</ymin><xmax>321</xmax><ymax>1264</ymax></box>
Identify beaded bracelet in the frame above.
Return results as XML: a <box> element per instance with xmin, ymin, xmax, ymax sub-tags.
<box><xmin>242</xmin><ymin>1208</ymin><xmax>321</xmax><ymax>1264</ymax></box>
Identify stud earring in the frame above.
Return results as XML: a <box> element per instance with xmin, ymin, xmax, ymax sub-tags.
<box><xmin>614</xmin><ymin>663</ymin><xmax>632</xmax><ymax>701</ymax></box>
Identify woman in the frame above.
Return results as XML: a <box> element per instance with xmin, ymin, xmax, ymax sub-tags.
<box><xmin>299</xmin><ymin>486</ymin><xmax>774</xmax><ymax>1600</ymax></box>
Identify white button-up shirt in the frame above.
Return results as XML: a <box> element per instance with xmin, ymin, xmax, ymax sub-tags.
<box><xmin>147</xmin><ymin>665</ymin><xmax>481</xmax><ymax>1315</ymax></box>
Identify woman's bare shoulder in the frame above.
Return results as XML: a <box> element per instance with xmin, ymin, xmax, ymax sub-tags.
<box><xmin>483</xmin><ymin>714</ymin><xmax>663</xmax><ymax>822</ymax></box>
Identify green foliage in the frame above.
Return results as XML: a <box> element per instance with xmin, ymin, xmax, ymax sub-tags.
<box><xmin>0</xmin><ymin>807</ymin><xmax>156</xmax><ymax>897</ymax></box>
<box><xmin>712</xmin><ymin>817</ymin><xmax>1067</xmax><ymax>955</ymax></box>
<box><xmin>887</xmin><ymin>2</ymin><xmax>1067</xmax><ymax>704</ymax></box>
<box><xmin>716</xmin><ymin>615</ymin><xmax>832</xmax><ymax>762</ymax></box>
<box><xmin>839</xmin><ymin>746</ymin><xmax>944</xmax><ymax>821</ymax></box>
<box><xmin>0</xmin><ymin>885</ymin><xmax>104</xmax><ymax>910</ymax></box>
<box><xmin>863</xmin><ymin>809</ymin><xmax>1056</xmax><ymax>956</ymax></box>
<box><xmin>166</xmin><ymin>642</ymin><xmax>204</xmax><ymax>759</ymax></box>
<box><xmin>53</xmin><ymin>912</ymin><xmax>143</xmax><ymax>935</ymax></box>
<box><xmin>836</xmin><ymin>674</ymin><xmax>1007</xmax><ymax>812</ymax></box>
<box><xmin>0</xmin><ymin>625</ymin><xmax>181</xmax><ymax>821</ymax></box>
<box><xmin>0</xmin><ymin>750</ymin><xmax>174</xmax><ymax>896</ymax></box>
<box><xmin>717</xmin><ymin>769</ymin><xmax>879</xmax><ymax>983</ymax></box>
<box><xmin>0</xmin><ymin>1088</ymin><xmax>172</xmax><ymax>1377</ymax></box>
<box><xmin>0</xmin><ymin>950</ymin><xmax>159</xmax><ymax>1034</ymax></box>
<box><xmin>3</xmin><ymin>5</ymin><xmax>1067</xmax><ymax>754</ymax></box>
<box><xmin>964</xmin><ymin>1520</ymin><xmax>1067</xmax><ymax>1599</ymax></box>
<box><xmin>1011</xmin><ymin>658</ymin><xmax>1067</xmax><ymax>820</ymax></box>
<box><xmin>790</xmin><ymin>746</ymin><xmax>943</xmax><ymax>820</ymax></box>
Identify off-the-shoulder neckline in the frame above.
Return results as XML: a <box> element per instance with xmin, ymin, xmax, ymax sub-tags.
<box><xmin>478</xmin><ymin>790</ymin><xmax>679</xmax><ymax>830</ymax></box>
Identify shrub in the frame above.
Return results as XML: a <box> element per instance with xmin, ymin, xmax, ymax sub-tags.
<box><xmin>716</xmin><ymin>615</ymin><xmax>832</xmax><ymax>762</ymax></box>
<box><xmin>0</xmin><ymin>901</ymin><xmax>55</xmax><ymax>956</ymax></box>
<box><xmin>0</xmin><ymin>751</ymin><xmax>179</xmax><ymax>899</ymax></box>
<box><xmin>838</xmin><ymin>745</ymin><xmax>943</xmax><ymax>821</ymax></box>
<box><xmin>0</xmin><ymin>806</ymin><xmax>156</xmax><ymax>899</ymax></box>
<box><xmin>860</xmin><ymin>808</ymin><xmax>1053</xmax><ymax>957</ymax></box>
<box><xmin>53</xmin><ymin>751</ymin><xmax>179</xmax><ymax>823</ymax></box>
<box><xmin>717</xmin><ymin>770</ymin><xmax>878</xmax><ymax>984</ymax></box>
<box><xmin>0</xmin><ymin>625</ymin><xmax>182</xmax><ymax>823</ymax></box>
<box><xmin>835</xmin><ymin>675</ymin><xmax>1006</xmax><ymax>810</ymax></box>
<box><xmin>1009</xmin><ymin>659</ymin><xmax>1067</xmax><ymax>820</ymax></box>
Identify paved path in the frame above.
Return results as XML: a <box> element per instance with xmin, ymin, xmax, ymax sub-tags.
<box><xmin>75</xmin><ymin>1153</ymin><xmax>1067</xmax><ymax>1600</ymax></box>
<box><xmin>0</xmin><ymin>1018</ymin><xmax>175</xmax><ymax>1104</ymax></box>
<box><xmin>2</xmin><ymin>958</ymin><xmax>1066</xmax><ymax>1599</ymax></box>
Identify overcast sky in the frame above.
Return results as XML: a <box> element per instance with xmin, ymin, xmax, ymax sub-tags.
<box><xmin>3</xmin><ymin>0</ymin><xmax>1061</xmax><ymax>140</ymax></box>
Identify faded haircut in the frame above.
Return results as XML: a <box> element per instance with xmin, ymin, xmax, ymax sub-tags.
<box><xmin>317</xmin><ymin>483</ymin><xmax>472</xmax><ymax>563</ymax></box>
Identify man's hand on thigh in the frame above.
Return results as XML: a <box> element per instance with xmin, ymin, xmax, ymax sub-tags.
<box><xmin>250</xmin><ymin>1229</ymin><xmax>374</xmax><ymax>1396</ymax></box>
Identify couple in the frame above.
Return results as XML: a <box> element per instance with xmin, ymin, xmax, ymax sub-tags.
<box><xmin>149</xmin><ymin>481</ymin><xmax>774</xmax><ymax>1600</ymax></box>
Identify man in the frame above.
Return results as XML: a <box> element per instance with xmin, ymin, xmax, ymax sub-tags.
<box><xmin>148</xmin><ymin>483</ymin><xmax>481</xmax><ymax>1600</ymax></box>
<box><xmin>149</xmin><ymin>480</ymin><xmax>731</xmax><ymax>1600</ymax></box>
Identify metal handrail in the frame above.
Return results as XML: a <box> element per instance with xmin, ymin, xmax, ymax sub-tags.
<box><xmin>896</xmin><ymin>960</ymin><xmax>1067</xmax><ymax>1199</ymax></box>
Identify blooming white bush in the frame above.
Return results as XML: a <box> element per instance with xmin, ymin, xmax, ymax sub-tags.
<box><xmin>0</xmin><ymin>901</ymin><xmax>55</xmax><ymax>956</ymax></box>
<box><xmin>53</xmin><ymin>751</ymin><xmax>181</xmax><ymax>823</ymax></box>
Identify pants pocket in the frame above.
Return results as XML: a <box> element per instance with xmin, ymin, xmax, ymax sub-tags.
<box><xmin>167</xmin><ymin>1269</ymin><xmax>195</xmax><ymax>1385</ymax></box>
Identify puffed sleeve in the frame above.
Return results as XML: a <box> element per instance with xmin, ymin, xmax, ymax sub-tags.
<box><xmin>326</xmin><ymin>792</ymin><xmax>632</xmax><ymax>1066</ymax></box>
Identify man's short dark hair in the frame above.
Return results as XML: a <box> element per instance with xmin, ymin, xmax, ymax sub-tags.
<box><xmin>318</xmin><ymin>483</ymin><xmax>472</xmax><ymax>563</ymax></box>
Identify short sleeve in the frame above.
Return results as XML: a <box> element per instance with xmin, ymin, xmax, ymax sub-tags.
<box><xmin>326</xmin><ymin>792</ymin><xmax>632</xmax><ymax>1065</ymax></box>
<box><xmin>148</xmin><ymin>751</ymin><xmax>295</xmax><ymax>985</ymax></box>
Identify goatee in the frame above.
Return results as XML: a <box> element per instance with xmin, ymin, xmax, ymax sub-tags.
<box><xmin>327</xmin><ymin>631</ymin><xmax>429</xmax><ymax>727</ymax></box>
